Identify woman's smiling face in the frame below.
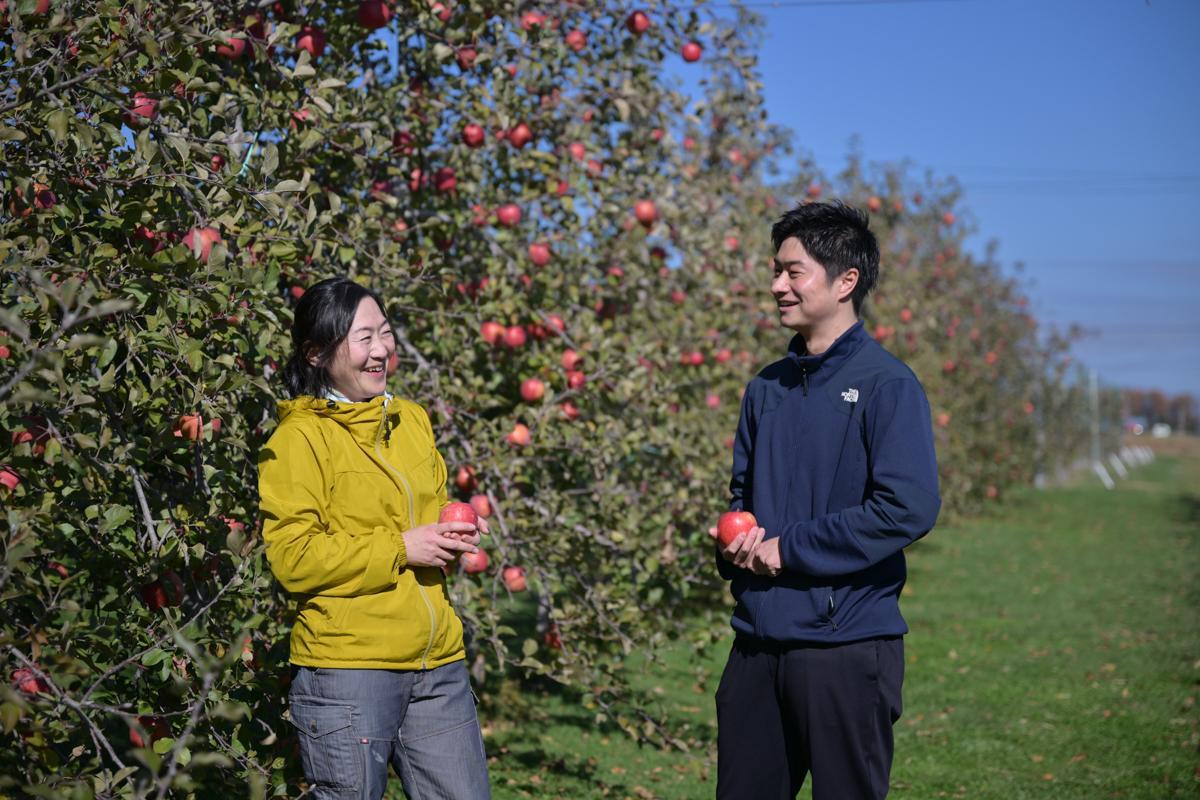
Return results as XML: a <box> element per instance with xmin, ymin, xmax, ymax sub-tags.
<box><xmin>316</xmin><ymin>296</ymin><xmax>395</xmax><ymax>401</ymax></box>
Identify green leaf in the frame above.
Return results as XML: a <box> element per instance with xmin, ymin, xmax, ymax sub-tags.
<box><xmin>152</xmin><ymin>737</ymin><xmax>175</xmax><ymax>755</ymax></box>
<box><xmin>261</xmin><ymin>143</ymin><xmax>279</xmax><ymax>177</ymax></box>
<box><xmin>47</xmin><ymin>109</ymin><xmax>70</xmax><ymax>144</ymax></box>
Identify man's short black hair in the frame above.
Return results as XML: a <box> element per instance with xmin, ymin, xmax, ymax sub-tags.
<box><xmin>771</xmin><ymin>200</ymin><xmax>880</xmax><ymax>314</ymax></box>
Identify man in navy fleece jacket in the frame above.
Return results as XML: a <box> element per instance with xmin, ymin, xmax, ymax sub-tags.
<box><xmin>709</xmin><ymin>201</ymin><xmax>940</xmax><ymax>800</ymax></box>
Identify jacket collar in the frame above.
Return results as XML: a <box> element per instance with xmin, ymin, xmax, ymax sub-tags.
<box><xmin>277</xmin><ymin>393</ymin><xmax>398</xmax><ymax>446</ymax></box>
<box><xmin>785</xmin><ymin>321</ymin><xmax>868</xmax><ymax>385</ymax></box>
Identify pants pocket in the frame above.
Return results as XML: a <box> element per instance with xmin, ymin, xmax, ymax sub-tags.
<box><xmin>289</xmin><ymin>698</ymin><xmax>360</xmax><ymax>793</ymax></box>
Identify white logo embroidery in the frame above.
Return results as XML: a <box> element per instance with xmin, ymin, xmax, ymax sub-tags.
<box><xmin>841</xmin><ymin>388</ymin><xmax>859</xmax><ymax>403</ymax></box>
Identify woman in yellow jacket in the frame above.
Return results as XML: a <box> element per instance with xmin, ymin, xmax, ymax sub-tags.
<box><xmin>259</xmin><ymin>277</ymin><xmax>491</xmax><ymax>799</ymax></box>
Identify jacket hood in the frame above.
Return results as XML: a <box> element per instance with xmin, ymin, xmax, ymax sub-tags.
<box><xmin>785</xmin><ymin>321</ymin><xmax>869</xmax><ymax>387</ymax></box>
<box><xmin>277</xmin><ymin>395</ymin><xmax>398</xmax><ymax>445</ymax></box>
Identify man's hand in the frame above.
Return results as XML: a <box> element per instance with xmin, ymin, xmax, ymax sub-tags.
<box><xmin>747</xmin><ymin>536</ymin><xmax>782</xmax><ymax>577</ymax></box>
<box><xmin>708</xmin><ymin>524</ymin><xmax>765</xmax><ymax>570</ymax></box>
<box><xmin>707</xmin><ymin>525</ymin><xmax>782</xmax><ymax>577</ymax></box>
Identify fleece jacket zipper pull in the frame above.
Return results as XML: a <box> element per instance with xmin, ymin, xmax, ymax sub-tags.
<box><xmin>800</xmin><ymin>367</ymin><xmax>809</xmax><ymax>396</ymax></box>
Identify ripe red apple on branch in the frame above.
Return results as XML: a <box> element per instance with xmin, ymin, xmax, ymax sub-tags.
<box><xmin>502</xmin><ymin>566</ymin><xmax>527</xmax><ymax>592</ymax></box>
<box><xmin>460</xmin><ymin>549</ymin><xmax>489</xmax><ymax>575</ymax></box>
<box><xmin>469</xmin><ymin>494</ymin><xmax>492</xmax><ymax>519</ymax></box>
<box><xmin>717</xmin><ymin>511</ymin><xmax>757</xmax><ymax>547</ymax></box>
<box><xmin>295</xmin><ymin>26</ymin><xmax>326</xmax><ymax>58</ymax></box>
<box><xmin>357</xmin><ymin>0</ymin><xmax>391</xmax><ymax>30</ymax></box>
<box><xmin>12</xmin><ymin>667</ymin><xmax>50</xmax><ymax>695</ymax></box>
<box><xmin>626</xmin><ymin>10</ymin><xmax>650</xmax><ymax>34</ymax></box>
<box><xmin>520</xmin><ymin>378</ymin><xmax>545</xmax><ymax>402</ymax></box>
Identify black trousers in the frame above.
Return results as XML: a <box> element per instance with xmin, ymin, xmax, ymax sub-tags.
<box><xmin>715</xmin><ymin>635</ymin><xmax>904</xmax><ymax>800</ymax></box>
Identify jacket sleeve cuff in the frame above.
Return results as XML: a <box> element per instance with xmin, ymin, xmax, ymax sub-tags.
<box><xmin>392</xmin><ymin>530</ymin><xmax>408</xmax><ymax>573</ymax></box>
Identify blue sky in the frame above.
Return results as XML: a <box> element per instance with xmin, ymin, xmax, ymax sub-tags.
<box><xmin>734</xmin><ymin>0</ymin><xmax>1199</xmax><ymax>396</ymax></box>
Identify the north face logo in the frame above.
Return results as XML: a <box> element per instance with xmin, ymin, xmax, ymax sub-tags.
<box><xmin>841</xmin><ymin>388</ymin><xmax>859</xmax><ymax>403</ymax></box>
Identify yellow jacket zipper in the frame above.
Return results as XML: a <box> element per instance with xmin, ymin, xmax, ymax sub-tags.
<box><xmin>374</xmin><ymin>402</ymin><xmax>438</xmax><ymax>670</ymax></box>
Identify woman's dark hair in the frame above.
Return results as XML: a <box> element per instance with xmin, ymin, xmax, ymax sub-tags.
<box><xmin>771</xmin><ymin>200</ymin><xmax>880</xmax><ymax>314</ymax></box>
<box><xmin>282</xmin><ymin>277</ymin><xmax>392</xmax><ymax>399</ymax></box>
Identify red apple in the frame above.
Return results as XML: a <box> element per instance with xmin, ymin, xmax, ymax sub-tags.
<box><xmin>714</xmin><ymin>348</ymin><xmax>733</xmax><ymax>364</ymax></box>
<box><xmin>528</xmin><ymin>242</ymin><xmax>551</xmax><ymax>267</ymax></box>
<box><xmin>560</xmin><ymin>401</ymin><xmax>579</xmax><ymax>421</ymax></box>
<box><xmin>495</xmin><ymin>203</ymin><xmax>521</xmax><ymax>227</ymax></box>
<box><xmin>0</xmin><ymin>467</ymin><xmax>21</xmax><ymax>493</ymax></box>
<box><xmin>543</xmin><ymin>622</ymin><xmax>562</xmax><ymax>650</ymax></box>
<box><xmin>935</xmin><ymin>412</ymin><xmax>950</xmax><ymax>428</ymax></box>
<box><xmin>129</xmin><ymin>715</ymin><xmax>169</xmax><ymax>748</ymax></box>
<box><xmin>626</xmin><ymin>10</ymin><xmax>650</xmax><ymax>34</ymax></box>
<box><xmin>460</xmin><ymin>548</ymin><xmax>489</xmax><ymax>575</ymax></box>
<box><xmin>125</xmin><ymin>92</ymin><xmax>158</xmax><ymax>125</ymax></box>
<box><xmin>942</xmin><ymin>211</ymin><xmax>956</xmax><ymax>226</ymax></box>
<box><xmin>215</xmin><ymin>33</ymin><xmax>246</xmax><ymax>59</ymax></box>
<box><xmin>717</xmin><ymin>511</ymin><xmax>757</xmax><ymax>547</ymax></box>
<box><xmin>633</xmin><ymin>199</ymin><xmax>657</xmax><ymax>227</ymax></box>
<box><xmin>295</xmin><ymin>26</ymin><xmax>326</xmax><ymax>58</ymax></box>
<box><xmin>568</xmin><ymin>142</ymin><xmax>586</xmax><ymax>162</ymax></box>
<box><xmin>546</xmin><ymin>314</ymin><xmax>565</xmax><ymax>335</ymax></box>
<box><xmin>507</xmin><ymin>123</ymin><xmax>533</xmax><ymax>149</ymax></box>
<box><xmin>456</xmin><ymin>46</ymin><xmax>476</xmax><ymax>69</ymax></box>
<box><xmin>520</xmin><ymin>378</ymin><xmax>545</xmax><ymax>402</ymax></box>
<box><xmin>430</xmin><ymin>166</ymin><xmax>455</xmax><ymax>194</ymax></box>
<box><xmin>565</xmin><ymin>29</ymin><xmax>586</xmax><ymax>51</ymax></box>
<box><xmin>210</xmin><ymin>154</ymin><xmax>226</xmax><ymax>172</ymax></box>
<box><xmin>469</xmin><ymin>494</ymin><xmax>492</xmax><ymax>519</ymax></box>
<box><xmin>32</xmin><ymin>183</ymin><xmax>55</xmax><ymax>210</ymax></box>
<box><xmin>505</xmin><ymin>423</ymin><xmax>531</xmax><ymax>447</ymax></box>
<box><xmin>681</xmin><ymin>41</ymin><xmax>702</xmax><ymax>62</ymax></box>
<box><xmin>174</xmin><ymin>413</ymin><xmax>204</xmax><ymax>441</ymax></box>
<box><xmin>480</xmin><ymin>321</ymin><xmax>505</xmax><ymax>346</ymax></box>
<box><xmin>182</xmin><ymin>226</ymin><xmax>221</xmax><ymax>263</ymax></box>
<box><xmin>706</xmin><ymin>393</ymin><xmax>721</xmax><ymax>409</ymax></box>
<box><xmin>12</xmin><ymin>667</ymin><xmax>50</xmax><ymax>695</ymax></box>
<box><xmin>565</xmin><ymin>370</ymin><xmax>586</xmax><ymax>390</ymax></box>
<box><xmin>462</xmin><ymin>123</ymin><xmax>485</xmax><ymax>147</ymax></box>
<box><xmin>502</xmin><ymin>565</ymin><xmax>527</xmax><ymax>592</ymax></box>
<box><xmin>520</xmin><ymin>11</ymin><xmax>545</xmax><ymax>30</ymax></box>
<box><xmin>867</xmin><ymin>196</ymin><xmax>882</xmax><ymax>213</ymax></box>
<box><xmin>439</xmin><ymin>501</ymin><xmax>478</xmax><ymax>526</ymax></box>
<box><xmin>455</xmin><ymin>465</ymin><xmax>477</xmax><ymax>493</ymax></box>
<box><xmin>357</xmin><ymin>0</ymin><xmax>391</xmax><ymax>29</ymax></box>
<box><xmin>502</xmin><ymin>325</ymin><xmax>526</xmax><ymax>349</ymax></box>
<box><xmin>561</xmin><ymin>349</ymin><xmax>582</xmax><ymax>371</ymax></box>
<box><xmin>392</xmin><ymin>130</ymin><xmax>414</xmax><ymax>155</ymax></box>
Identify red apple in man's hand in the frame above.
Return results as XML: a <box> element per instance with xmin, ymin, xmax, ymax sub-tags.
<box><xmin>717</xmin><ymin>511</ymin><xmax>757</xmax><ymax>547</ymax></box>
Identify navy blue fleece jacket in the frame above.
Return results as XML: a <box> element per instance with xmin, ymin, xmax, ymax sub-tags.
<box><xmin>719</xmin><ymin>321</ymin><xmax>941</xmax><ymax>643</ymax></box>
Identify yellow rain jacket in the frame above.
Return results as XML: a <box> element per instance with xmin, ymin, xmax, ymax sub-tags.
<box><xmin>258</xmin><ymin>395</ymin><xmax>464</xmax><ymax>670</ymax></box>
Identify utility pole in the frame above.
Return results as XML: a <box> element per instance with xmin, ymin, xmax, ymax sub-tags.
<box><xmin>1090</xmin><ymin>369</ymin><xmax>1114</xmax><ymax>489</ymax></box>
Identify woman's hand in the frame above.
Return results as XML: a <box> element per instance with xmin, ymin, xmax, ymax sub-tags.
<box><xmin>402</xmin><ymin>522</ymin><xmax>482</xmax><ymax>569</ymax></box>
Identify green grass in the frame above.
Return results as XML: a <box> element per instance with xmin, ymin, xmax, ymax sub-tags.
<box><xmin>389</xmin><ymin>452</ymin><xmax>1200</xmax><ymax>799</ymax></box>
